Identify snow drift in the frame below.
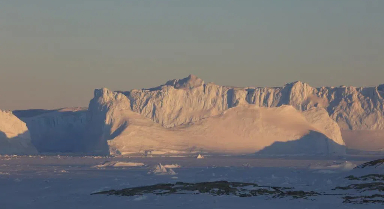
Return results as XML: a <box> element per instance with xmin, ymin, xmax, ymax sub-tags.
<box><xmin>0</xmin><ymin>110</ymin><xmax>37</xmax><ymax>155</ymax></box>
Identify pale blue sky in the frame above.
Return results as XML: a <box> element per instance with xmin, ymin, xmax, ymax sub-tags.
<box><xmin>1</xmin><ymin>0</ymin><xmax>383</xmax><ymax>110</ymax></box>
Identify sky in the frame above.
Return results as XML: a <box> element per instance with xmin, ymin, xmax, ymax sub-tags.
<box><xmin>0</xmin><ymin>0</ymin><xmax>383</xmax><ymax>110</ymax></box>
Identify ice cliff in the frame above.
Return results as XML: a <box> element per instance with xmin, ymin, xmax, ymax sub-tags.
<box><xmin>123</xmin><ymin>75</ymin><xmax>384</xmax><ymax>130</ymax></box>
<box><xmin>13</xmin><ymin>108</ymin><xmax>87</xmax><ymax>153</ymax></box>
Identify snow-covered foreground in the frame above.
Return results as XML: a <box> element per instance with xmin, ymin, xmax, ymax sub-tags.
<box><xmin>0</xmin><ymin>155</ymin><xmax>383</xmax><ymax>209</ymax></box>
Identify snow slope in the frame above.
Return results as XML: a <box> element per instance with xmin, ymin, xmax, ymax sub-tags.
<box><xmin>87</xmin><ymin>88</ymin><xmax>345</xmax><ymax>156</ymax></box>
<box><xmin>0</xmin><ymin>110</ymin><xmax>37</xmax><ymax>154</ymax></box>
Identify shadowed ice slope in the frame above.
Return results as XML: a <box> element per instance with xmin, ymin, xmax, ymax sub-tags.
<box><xmin>13</xmin><ymin>108</ymin><xmax>87</xmax><ymax>153</ymax></box>
<box><xmin>256</xmin><ymin>131</ymin><xmax>345</xmax><ymax>155</ymax></box>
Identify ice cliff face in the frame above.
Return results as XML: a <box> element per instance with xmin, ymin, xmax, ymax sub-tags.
<box><xmin>125</xmin><ymin>75</ymin><xmax>228</xmax><ymax>128</ymax></box>
<box><xmin>88</xmin><ymin>87</ymin><xmax>346</xmax><ymax>156</ymax></box>
<box><xmin>84</xmin><ymin>88</ymin><xmax>134</xmax><ymax>155</ymax></box>
<box><xmin>122</xmin><ymin>75</ymin><xmax>384</xmax><ymax>131</ymax></box>
<box><xmin>13</xmin><ymin>108</ymin><xmax>87</xmax><ymax>153</ymax></box>
<box><xmin>0</xmin><ymin>110</ymin><xmax>37</xmax><ymax>155</ymax></box>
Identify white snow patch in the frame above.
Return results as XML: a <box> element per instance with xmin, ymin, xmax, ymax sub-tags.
<box><xmin>134</xmin><ymin>195</ymin><xmax>147</xmax><ymax>201</ymax></box>
<box><xmin>242</xmin><ymin>163</ymin><xmax>252</xmax><ymax>168</ymax></box>
<box><xmin>162</xmin><ymin>164</ymin><xmax>181</xmax><ymax>169</ymax></box>
<box><xmin>310</xmin><ymin>161</ymin><xmax>356</xmax><ymax>173</ymax></box>
<box><xmin>0</xmin><ymin>172</ymin><xmax>10</xmax><ymax>175</ymax></box>
<box><xmin>54</xmin><ymin>169</ymin><xmax>68</xmax><ymax>173</ymax></box>
<box><xmin>92</xmin><ymin>187</ymin><xmax>111</xmax><ymax>194</ymax></box>
<box><xmin>93</xmin><ymin>161</ymin><xmax>145</xmax><ymax>168</ymax></box>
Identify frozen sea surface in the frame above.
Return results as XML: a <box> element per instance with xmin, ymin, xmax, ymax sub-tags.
<box><xmin>0</xmin><ymin>155</ymin><xmax>383</xmax><ymax>209</ymax></box>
